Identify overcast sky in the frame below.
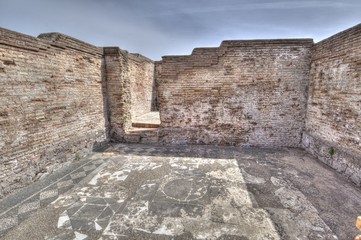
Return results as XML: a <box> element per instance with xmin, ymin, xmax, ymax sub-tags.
<box><xmin>1</xmin><ymin>0</ymin><xmax>360</xmax><ymax>60</ymax></box>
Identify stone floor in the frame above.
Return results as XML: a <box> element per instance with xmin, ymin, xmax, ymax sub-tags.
<box><xmin>1</xmin><ymin>143</ymin><xmax>361</xmax><ymax>239</ymax></box>
<box><xmin>132</xmin><ymin>111</ymin><xmax>160</xmax><ymax>128</ymax></box>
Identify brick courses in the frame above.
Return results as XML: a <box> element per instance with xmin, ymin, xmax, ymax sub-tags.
<box><xmin>303</xmin><ymin>23</ymin><xmax>361</xmax><ymax>185</ymax></box>
<box><xmin>158</xmin><ymin>39</ymin><xmax>313</xmax><ymax>146</ymax></box>
<box><xmin>128</xmin><ymin>53</ymin><xmax>155</xmax><ymax>119</ymax></box>
<box><xmin>102</xmin><ymin>48</ymin><xmax>155</xmax><ymax>142</ymax></box>
<box><xmin>0</xmin><ymin>28</ymin><xmax>106</xmax><ymax>198</ymax></box>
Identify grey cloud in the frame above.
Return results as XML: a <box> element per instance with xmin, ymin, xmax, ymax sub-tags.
<box><xmin>156</xmin><ymin>0</ymin><xmax>360</xmax><ymax>15</ymax></box>
<box><xmin>1</xmin><ymin>0</ymin><xmax>361</xmax><ymax>60</ymax></box>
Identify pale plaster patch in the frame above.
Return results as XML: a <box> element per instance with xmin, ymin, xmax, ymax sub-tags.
<box><xmin>88</xmin><ymin>172</ymin><xmax>111</xmax><ymax>185</ymax></box>
<box><xmin>153</xmin><ymin>217</ymin><xmax>184</xmax><ymax>236</ymax></box>
<box><xmin>74</xmin><ymin>231</ymin><xmax>88</xmax><ymax>240</ymax></box>
<box><xmin>226</xmin><ymin>186</ymin><xmax>253</xmax><ymax>207</ymax></box>
<box><xmin>206</xmin><ymin>167</ymin><xmax>245</xmax><ymax>183</ymax></box>
<box><xmin>57</xmin><ymin>211</ymin><xmax>71</xmax><ymax>229</ymax></box>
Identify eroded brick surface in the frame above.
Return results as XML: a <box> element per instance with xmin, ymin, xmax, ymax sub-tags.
<box><xmin>103</xmin><ymin>48</ymin><xmax>155</xmax><ymax>141</ymax></box>
<box><xmin>103</xmin><ymin>47</ymin><xmax>132</xmax><ymax>141</ymax></box>
<box><xmin>158</xmin><ymin>39</ymin><xmax>313</xmax><ymax>147</ymax></box>
<box><xmin>0</xmin><ymin>29</ymin><xmax>106</xmax><ymax>198</ymax></box>
<box><xmin>303</xmin><ymin>23</ymin><xmax>361</xmax><ymax>184</ymax></box>
<box><xmin>128</xmin><ymin>54</ymin><xmax>155</xmax><ymax>119</ymax></box>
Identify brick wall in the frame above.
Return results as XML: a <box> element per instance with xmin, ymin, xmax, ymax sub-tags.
<box><xmin>158</xmin><ymin>39</ymin><xmax>313</xmax><ymax>146</ymax></box>
<box><xmin>103</xmin><ymin>48</ymin><xmax>155</xmax><ymax>141</ymax></box>
<box><xmin>303</xmin><ymin>24</ymin><xmax>361</xmax><ymax>185</ymax></box>
<box><xmin>0</xmin><ymin>28</ymin><xmax>106</xmax><ymax>198</ymax></box>
<box><xmin>128</xmin><ymin>54</ymin><xmax>155</xmax><ymax>119</ymax></box>
<box><xmin>103</xmin><ymin>47</ymin><xmax>132</xmax><ymax>141</ymax></box>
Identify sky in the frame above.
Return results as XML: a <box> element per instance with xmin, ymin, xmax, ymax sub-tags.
<box><xmin>1</xmin><ymin>0</ymin><xmax>361</xmax><ymax>60</ymax></box>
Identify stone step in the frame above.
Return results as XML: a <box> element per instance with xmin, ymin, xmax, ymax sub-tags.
<box><xmin>127</xmin><ymin>127</ymin><xmax>158</xmax><ymax>134</ymax></box>
<box><xmin>131</xmin><ymin>122</ymin><xmax>160</xmax><ymax>128</ymax></box>
<box><xmin>124</xmin><ymin>127</ymin><xmax>159</xmax><ymax>143</ymax></box>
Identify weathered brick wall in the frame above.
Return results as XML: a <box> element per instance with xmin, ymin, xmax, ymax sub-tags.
<box><xmin>0</xmin><ymin>28</ymin><xmax>106</xmax><ymax>198</ymax></box>
<box><xmin>128</xmin><ymin>54</ymin><xmax>155</xmax><ymax>119</ymax></box>
<box><xmin>158</xmin><ymin>39</ymin><xmax>313</xmax><ymax>146</ymax></box>
<box><xmin>103</xmin><ymin>47</ymin><xmax>132</xmax><ymax>141</ymax></box>
<box><xmin>103</xmin><ymin>48</ymin><xmax>155</xmax><ymax>141</ymax></box>
<box><xmin>303</xmin><ymin>24</ymin><xmax>361</xmax><ymax>185</ymax></box>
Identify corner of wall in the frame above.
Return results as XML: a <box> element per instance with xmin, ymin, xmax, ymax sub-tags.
<box><xmin>303</xmin><ymin>23</ymin><xmax>361</xmax><ymax>185</ymax></box>
<box><xmin>102</xmin><ymin>47</ymin><xmax>132</xmax><ymax>142</ymax></box>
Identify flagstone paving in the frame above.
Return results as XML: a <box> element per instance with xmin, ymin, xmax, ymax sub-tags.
<box><xmin>1</xmin><ymin>143</ymin><xmax>361</xmax><ymax>239</ymax></box>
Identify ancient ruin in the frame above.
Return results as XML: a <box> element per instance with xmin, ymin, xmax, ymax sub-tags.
<box><xmin>0</xmin><ymin>23</ymin><xmax>360</xmax><ymax>239</ymax></box>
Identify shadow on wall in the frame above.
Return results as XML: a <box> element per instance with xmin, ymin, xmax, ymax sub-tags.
<box><xmin>151</xmin><ymin>61</ymin><xmax>161</xmax><ymax>111</ymax></box>
<box><xmin>96</xmin><ymin>57</ymin><xmax>111</xmax><ymax>151</ymax></box>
